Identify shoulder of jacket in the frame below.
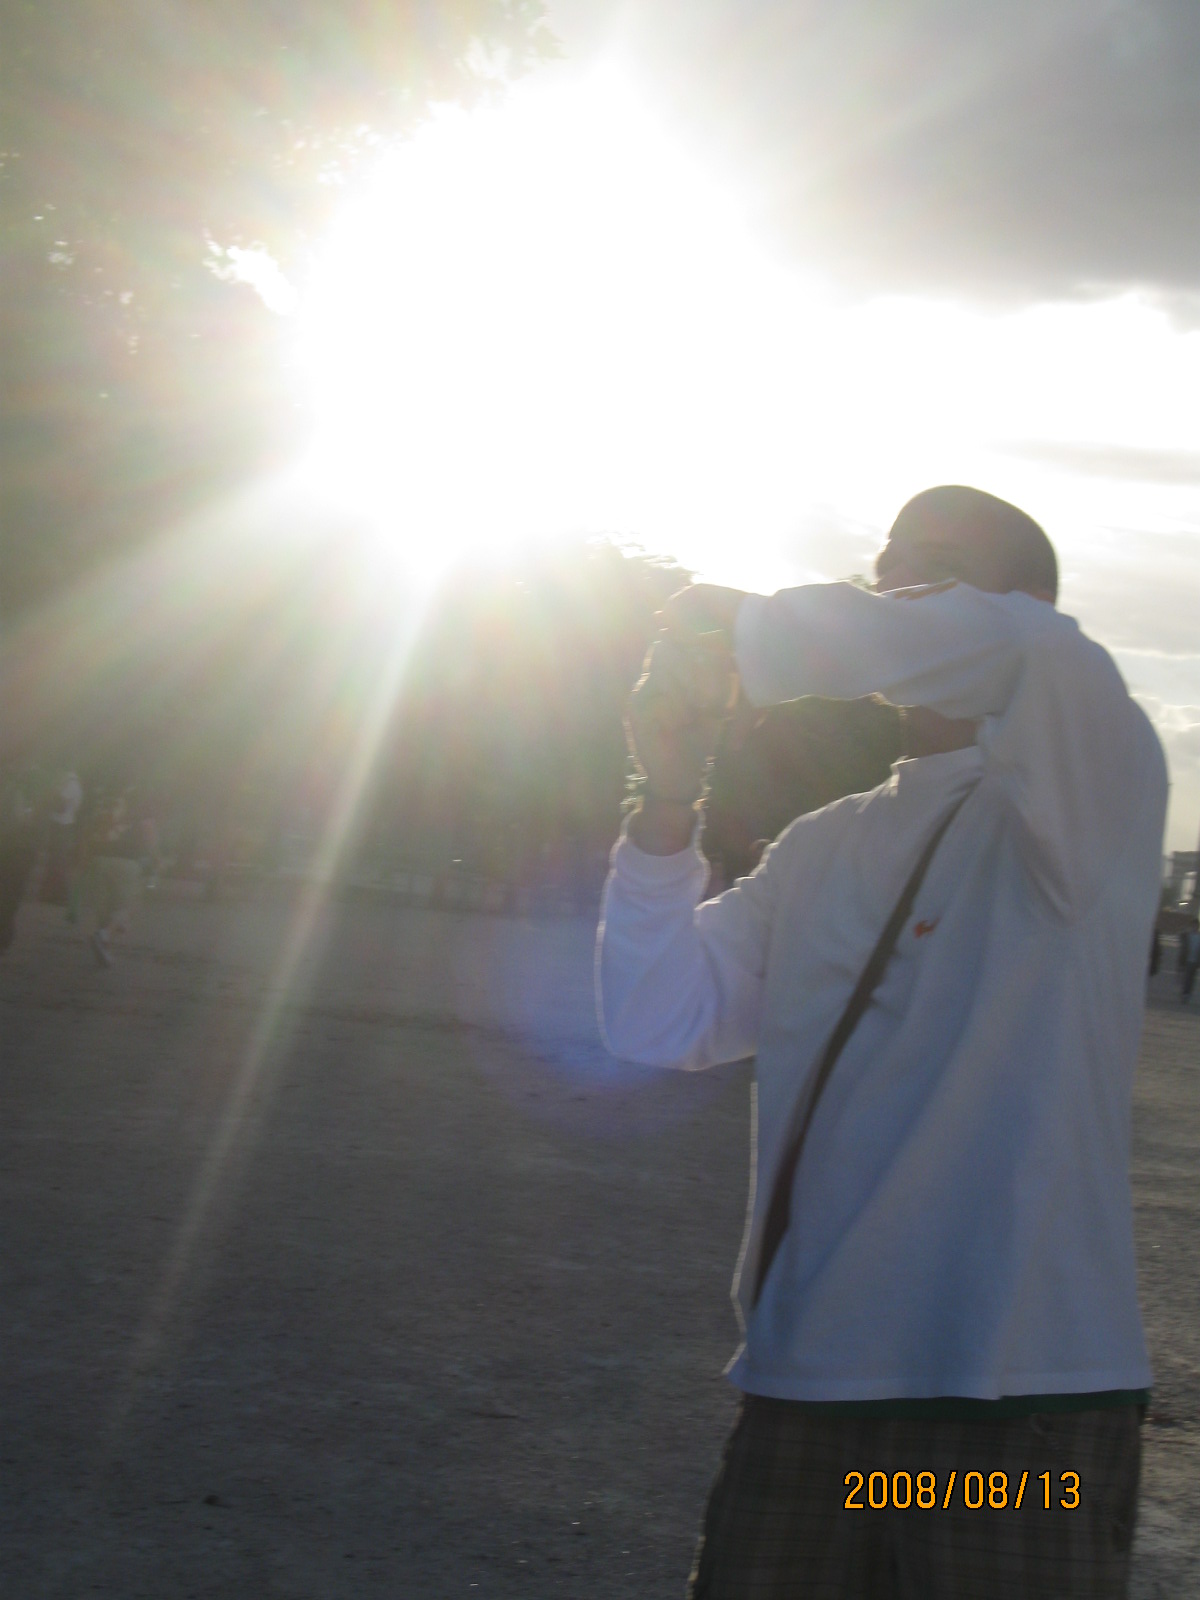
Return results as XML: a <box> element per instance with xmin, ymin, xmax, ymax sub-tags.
<box><xmin>769</xmin><ymin>775</ymin><xmax>891</xmax><ymax>859</ymax></box>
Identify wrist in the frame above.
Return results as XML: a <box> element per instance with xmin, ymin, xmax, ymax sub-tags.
<box><xmin>644</xmin><ymin>782</ymin><xmax>702</xmax><ymax>805</ymax></box>
<box><xmin>628</xmin><ymin>791</ymin><xmax>699</xmax><ymax>855</ymax></box>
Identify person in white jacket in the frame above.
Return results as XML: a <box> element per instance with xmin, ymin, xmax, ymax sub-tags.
<box><xmin>597</xmin><ymin>486</ymin><xmax>1166</xmax><ymax>1599</ymax></box>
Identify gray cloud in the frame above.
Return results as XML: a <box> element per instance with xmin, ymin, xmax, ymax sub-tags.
<box><xmin>1065</xmin><ymin>526</ymin><xmax>1200</xmax><ymax>656</ymax></box>
<box><xmin>1131</xmin><ymin>694</ymin><xmax>1200</xmax><ymax>788</ymax></box>
<box><xmin>549</xmin><ymin>0</ymin><xmax>1200</xmax><ymax>307</ymax></box>
<box><xmin>996</xmin><ymin>442</ymin><xmax>1200</xmax><ymax>485</ymax></box>
<box><xmin>789</xmin><ymin>504</ymin><xmax>884</xmax><ymax>580</ymax></box>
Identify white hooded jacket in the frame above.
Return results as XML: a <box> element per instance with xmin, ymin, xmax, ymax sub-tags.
<box><xmin>597</xmin><ymin>581</ymin><xmax>1166</xmax><ymax>1400</ymax></box>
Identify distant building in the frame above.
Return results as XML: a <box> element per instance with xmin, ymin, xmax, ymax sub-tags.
<box><xmin>1162</xmin><ymin>851</ymin><xmax>1198</xmax><ymax>914</ymax></box>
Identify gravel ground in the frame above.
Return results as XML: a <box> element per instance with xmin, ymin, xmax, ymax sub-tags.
<box><xmin>1</xmin><ymin>888</ymin><xmax>1196</xmax><ymax>1598</ymax></box>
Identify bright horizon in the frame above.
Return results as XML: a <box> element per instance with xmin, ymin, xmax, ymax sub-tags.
<box><xmin>284</xmin><ymin>65</ymin><xmax>1200</xmax><ymax>854</ymax></box>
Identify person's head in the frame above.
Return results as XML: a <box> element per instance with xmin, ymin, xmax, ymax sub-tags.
<box><xmin>875</xmin><ymin>486</ymin><xmax>1058</xmax><ymax>603</ymax></box>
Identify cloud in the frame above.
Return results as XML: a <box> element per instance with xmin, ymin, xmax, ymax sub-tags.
<box><xmin>996</xmin><ymin>442</ymin><xmax>1200</xmax><ymax>487</ymax></box>
<box><xmin>1049</xmin><ymin>525</ymin><xmax>1200</xmax><ymax>660</ymax></box>
<box><xmin>789</xmin><ymin>504</ymin><xmax>884</xmax><ymax>582</ymax></box>
<box><xmin>1132</xmin><ymin>696</ymin><xmax>1200</xmax><ymax>847</ymax></box>
<box><xmin>206</xmin><ymin>243</ymin><xmax>298</xmax><ymax>316</ymax></box>
<box><xmin>1110</xmin><ymin>692</ymin><xmax>1200</xmax><ymax>852</ymax></box>
<box><xmin>1133</xmin><ymin>692</ymin><xmax>1200</xmax><ymax>736</ymax></box>
<box><xmin>549</xmin><ymin>0</ymin><xmax>1200</xmax><ymax>306</ymax></box>
<box><xmin>1166</xmin><ymin>725</ymin><xmax>1200</xmax><ymax>770</ymax></box>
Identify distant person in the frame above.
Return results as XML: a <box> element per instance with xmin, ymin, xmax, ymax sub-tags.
<box><xmin>134</xmin><ymin>795</ymin><xmax>161</xmax><ymax>889</ymax></box>
<box><xmin>82</xmin><ymin>792</ymin><xmax>143</xmax><ymax>966</ymax></box>
<box><xmin>0</xmin><ymin>765</ymin><xmax>37</xmax><ymax>954</ymax></box>
<box><xmin>1180</xmin><ymin>919</ymin><xmax>1200</xmax><ymax>1003</ymax></box>
<box><xmin>41</xmin><ymin>766</ymin><xmax>83</xmax><ymax>905</ymax></box>
<box><xmin>599</xmin><ymin>486</ymin><xmax>1165</xmax><ymax>1599</ymax></box>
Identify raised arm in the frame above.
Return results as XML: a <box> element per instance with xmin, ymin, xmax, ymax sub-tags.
<box><xmin>733</xmin><ymin>580</ymin><xmax>1166</xmax><ymax>917</ymax></box>
<box><xmin>597</xmin><ymin>822</ymin><xmax>783</xmax><ymax>1068</ymax></box>
<box><xmin>597</xmin><ymin>625</ymin><xmax>777</xmax><ymax>1068</ymax></box>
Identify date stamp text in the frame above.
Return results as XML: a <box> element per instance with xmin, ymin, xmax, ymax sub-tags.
<box><xmin>843</xmin><ymin>1470</ymin><xmax>1081</xmax><ymax>1511</ymax></box>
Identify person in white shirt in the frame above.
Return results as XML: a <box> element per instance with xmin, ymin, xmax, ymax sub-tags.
<box><xmin>42</xmin><ymin>767</ymin><xmax>84</xmax><ymax>906</ymax></box>
<box><xmin>597</xmin><ymin>486</ymin><xmax>1166</xmax><ymax>1599</ymax></box>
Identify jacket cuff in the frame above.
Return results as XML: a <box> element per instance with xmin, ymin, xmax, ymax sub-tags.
<box><xmin>610</xmin><ymin>813</ymin><xmax>709</xmax><ymax>891</ymax></box>
<box><xmin>734</xmin><ymin>591</ymin><xmax>802</xmax><ymax>708</ymax></box>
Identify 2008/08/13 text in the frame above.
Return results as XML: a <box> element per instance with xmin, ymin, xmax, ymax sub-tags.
<box><xmin>844</xmin><ymin>1470</ymin><xmax>1081</xmax><ymax>1511</ymax></box>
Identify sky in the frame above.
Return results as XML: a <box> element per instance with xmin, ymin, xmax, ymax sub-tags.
<box><xmin>288</xmin><ymin>0</ymin><xmax>1200</xmax><ymax>853</ymax></box>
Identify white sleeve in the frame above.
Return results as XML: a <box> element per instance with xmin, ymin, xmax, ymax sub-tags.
<box><xmin>735</xmin><ymin>581</ymin><xmax>1167</xmax><ymax>918</ymax></box>
<box><xmin>596</xmin><ymin>821</ymin><xmax>782</xmax><ymax>1069</ymax></box>
<box><xmin>735</xmin><ymin>581</ymin><xmax>1028</xmax><ymax>719</ymax></box>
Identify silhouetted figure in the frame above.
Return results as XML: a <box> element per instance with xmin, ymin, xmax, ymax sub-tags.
<box><xmin>0</xmin><ymin>766</ymin><xmax>37</xmax><ymax>953</ymax></box>
<box><xmin>81</xmin><ymin>791</ymin><xmax>143</xmax><ymax>966</ymax></box>
<box><xmin>41</xmin><ymin>767</ymin><xmax>83</xmax><ymax>905</ymax></box>
<box><xmin>1181</xmin><ymin>919</ymin><xmax>1200</xmax><ymax>1003</ymax></box>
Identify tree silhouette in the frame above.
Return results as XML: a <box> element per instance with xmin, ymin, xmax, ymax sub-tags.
<box><xmin>372</xmin><ymin>540</ymin><xmax>690</xmax><ymax>895</ymax></box>
<box><xmin>0</xmin><ymin>2</ymin><xmax>557</xmax><ymax>616</ymax></box>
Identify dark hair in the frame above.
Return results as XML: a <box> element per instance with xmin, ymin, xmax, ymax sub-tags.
<box><xmin>888</xmin><ymin>485</ymin><xmax>1059</xmax><ymax>602</ymax></box>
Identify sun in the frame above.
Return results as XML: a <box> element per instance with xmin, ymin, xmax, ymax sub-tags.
<box><xmin>295</xmin><ymin>61</ymin><xmax>1200</xmax><ymax>611</ymax></box>
<box><xmin>297</xmin><ymin>68</ymin><xmax>797</xmax><ymax>580</ymax></box>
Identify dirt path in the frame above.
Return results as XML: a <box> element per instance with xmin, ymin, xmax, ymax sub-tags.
<box><xmin>1</xmin><ymin>891</ymin><xmax>1196</xmax><ymax>1597</ymax></box>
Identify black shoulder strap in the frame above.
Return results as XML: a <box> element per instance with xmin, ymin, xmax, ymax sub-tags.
<box><xmin>751</xmin><ymin>786</ymin><xmax>974</xmax><ymax>1308</ymax></box>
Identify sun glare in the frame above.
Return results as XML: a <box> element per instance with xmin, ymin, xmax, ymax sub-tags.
<box><xmin>298</xmin><ymin>69</ymin><xmax>1200</xmax><ymax>606</ymax></box>
<box><xmin>299</xmin><ymin>69</ymin><xmax>822</xmax><ymax>578</ymax></box>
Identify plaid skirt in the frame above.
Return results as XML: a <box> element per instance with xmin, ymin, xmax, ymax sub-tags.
<box><xmin>688</xmin><ymin>1395</ymin><xmax>1142</xmax><ymax>1599</ymax></box>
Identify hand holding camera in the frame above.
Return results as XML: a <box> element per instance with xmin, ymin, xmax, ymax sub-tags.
<box><xmin>625</xmin><ymin>585</ymin><xmax>745</xmax><ymax>853</ymax></box>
